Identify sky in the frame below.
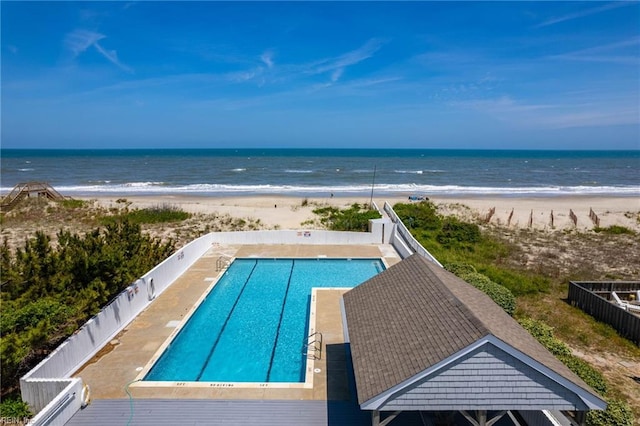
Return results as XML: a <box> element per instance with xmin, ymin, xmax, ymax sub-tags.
<box><xmin>1</xmin><ymin>1</ymin><xmax>639</xmax><ymax>150</ymax></box>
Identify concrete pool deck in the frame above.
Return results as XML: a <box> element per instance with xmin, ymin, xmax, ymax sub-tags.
<box><xmin>73</xmin><ymin>244</ymin><xmax>401</xmax><ymax>402</ymax></box>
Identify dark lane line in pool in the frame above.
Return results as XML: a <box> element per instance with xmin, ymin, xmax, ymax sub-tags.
<box><xmin>265</xmin><ymin>259</ymin><xmax>296</xmax><ymax>382</ymax></box>
<box><xmin>195</xmin><ymin>259</ymin><xmax>258</xmax><ymax>381</ymax></box>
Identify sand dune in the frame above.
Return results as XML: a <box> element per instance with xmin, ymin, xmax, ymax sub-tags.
<box><xmin>91</xmin><ymin>195</ymin><xmax>640</xmax><ymax>232</ymax></box>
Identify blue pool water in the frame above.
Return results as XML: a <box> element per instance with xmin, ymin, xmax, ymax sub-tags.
<box><xmin>145</xmin><ymin>258</ymin><xmax>384</xmax><ymax>383</ymax></box>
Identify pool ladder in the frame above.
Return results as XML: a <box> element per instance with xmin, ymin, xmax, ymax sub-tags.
<box><xmin>302</xmin><ymin>332</ymin><xmax>323</xmax><ymax>360</ymax></box>
<box><xmin>216</xmin><ymin>255</ymin><xmax>231</xmax><ymax>272</ymax></box>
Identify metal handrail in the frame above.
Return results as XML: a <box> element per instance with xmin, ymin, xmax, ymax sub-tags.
<box><xmin>302</xmin><ymin>332</ymin><xmax>323</xmax><ymax>360</ymax></box>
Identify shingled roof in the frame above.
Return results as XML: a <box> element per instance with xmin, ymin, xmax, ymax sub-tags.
<box><xmin>342</xmin><ymin>254</ymin><xmax>606</xmax><ymax>412</ymax></box>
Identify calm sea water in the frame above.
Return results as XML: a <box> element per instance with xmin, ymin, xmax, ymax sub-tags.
<box><xmin>1</xmin><ymin>149</ymin><xmax>638</xmax><ymax>197</ymax></box>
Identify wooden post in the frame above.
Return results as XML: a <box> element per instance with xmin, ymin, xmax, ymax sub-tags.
<box><xmin>507</xmin><ymin>208</ymin><xmax>514</xmax><ymax>227</ymax></box>
<box><xmin>589</xmin><ymin>208</ymin><xmax>600</xmax><ymax>227</ymax></box>
<box><xmin>484</xmin><ymin>207</ymin><xmax>495</xmax><ymax>223</ymax></box>
<box><xmin>570</xmin><ymin>209</ymin><xmax>577</xmax><ymax>227</ymax></box>
<box><xmin>528</xmin><ymin>209</ymin><xmax>533</xmax><ymax>228</ymax></box>
<box><xmin>550</xmin><ymin>209</ymin><xmax>554</xmax><ymax>227</ymax></box>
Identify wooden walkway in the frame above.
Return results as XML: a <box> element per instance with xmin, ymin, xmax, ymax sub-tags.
<box><xmin>0</xmin><ymin>181</ymin><xmax>68</xmax><ymax>211</ymax></box>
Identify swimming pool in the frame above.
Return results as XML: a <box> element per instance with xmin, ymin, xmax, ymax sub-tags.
<box><xmin>144</xmin><ymin>258</ymin><xmax>384</xmax><ymax>383</ymax></box>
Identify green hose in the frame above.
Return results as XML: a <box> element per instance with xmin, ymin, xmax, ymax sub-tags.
<box><xmin>124</xmin><ymin>379</ymin><xmax>140</xmax><ymax>426</ymax></box>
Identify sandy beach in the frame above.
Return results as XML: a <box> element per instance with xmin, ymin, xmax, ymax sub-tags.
<box><xmin>90</xmin><ymin>194</ymin><xmax>640</xmax><ymax>233</ymax></box>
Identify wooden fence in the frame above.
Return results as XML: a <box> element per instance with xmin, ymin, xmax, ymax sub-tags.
<box><xmin>568</xmin><ymin>281</ymin><xmax>640</xmax><ymax>345</ymax></box>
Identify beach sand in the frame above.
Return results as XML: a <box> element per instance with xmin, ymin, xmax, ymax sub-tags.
<box><xmin>90</xmin><ymin>194</ymin><xmax>640</xmax><ymax>232</ymax></box>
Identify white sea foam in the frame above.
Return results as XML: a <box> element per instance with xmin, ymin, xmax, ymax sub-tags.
<box><xmin>124</xmin><ymin>181</ymin><xmax>165</xmax><ymax>187</ymax></box>
<box><xmin>11</xmin><ymin>183</ymin><xmax>635</xmax><ymax>197</ymax></box>
<box><xmin>394</xmin><ymin>170</ymin><xmax>423</xmax><ymax>174</ymax></box>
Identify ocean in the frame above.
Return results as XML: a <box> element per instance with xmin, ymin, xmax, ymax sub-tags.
<box><xmin>1</xmin><ymin>149</ymin><xmax>638</xmax><ymax>198</ymax></box>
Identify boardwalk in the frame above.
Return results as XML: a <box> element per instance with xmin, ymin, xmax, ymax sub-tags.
<box><xmin>1</xmin><ymin>181</ymin><xmax>68</xmax><ymax>211</ymax></box>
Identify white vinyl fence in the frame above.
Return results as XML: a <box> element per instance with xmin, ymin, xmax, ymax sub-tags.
<box><xmin>383</xmin><ymin>201</ymin><xmax>442</xmax><ymax>266</ymax></box>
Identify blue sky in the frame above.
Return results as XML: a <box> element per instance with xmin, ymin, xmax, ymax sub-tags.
<box><xmin>2</xmin><ymin>1</ymin><xmax>639</xmax><ymax>150</ymax></box>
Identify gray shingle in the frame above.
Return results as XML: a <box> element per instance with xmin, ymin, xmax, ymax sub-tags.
<box><xmin>343</xmin><ymin>254</ymin><xmax>602</xmax><ymax>408</ymax></box>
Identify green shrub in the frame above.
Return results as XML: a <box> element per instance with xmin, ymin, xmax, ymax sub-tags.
<box><xmin>101</xmin><ymin>205</ymin><xmax>191</xmax><ymax>225</ymax></box>
<box><xmin>556</xmin><ymin>353</ymin><xmax>607</xmax><ymax>395</ymax></box>
<box><xmin>594</xmin><ymin>225</ymin><xmax>634</xmax><ymax>235</ymax></box>
<box><xmin>61</xmin><ymin>199</ymin><xmax>86</xmax><ymax>209</ymax></box>
<box><xmin>436</xmin><ymin>217</ymin><xmax>481</xmax><ymax>248</ymax></box>
<box><xmin>457</xmin><ymin>271</ymin><xmax>516</xmax><ymax>316</ymax></box>
<box><xmin>393</xmin><ymin>201</ymin><xmax>441</xmax><ymax>230</ymax></box>
<box><xmin>518</xmin><ymin>317</ymin><xmax>612</xmax><ymax>401</ymax></box>
<box><xmin>517</xmin><ymin>317</ymin><xmax>572</xmax><ymax>357</ymax></box>
<box><xmin>443</xmin><ymin>262</ymin><xmax>477</xmax><ymax>276</ymax></box>
<box><xmin>0</xmin><ymin>397</ymin><xmax>32</xmax><ymax>419</ymax></box>
<box><xmin>588</xmin><ymin>398</ymin><xmax>634</xmax><ymax>426</ymax></box>
<box><xmin>0</xmin><ymin>220</ymin><xmax>175</xmax><ymax>392</ymax></box>
<box><xmin>1</xmin><ymin>298</ymin><xmax>75</xmax><ymax>334</ymax></box>
<box><xmin>312</xmin><ymin>203</ymin><xmax>381</xmax><ymax>232</ymax></box>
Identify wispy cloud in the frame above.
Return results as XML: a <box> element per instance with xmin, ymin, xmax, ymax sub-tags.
<box><xmin>64</xmin><ymin>29</ymin><xmax>133</xmax><ymax>73</ymax></box>
<box><xmin>450</xmin><ymin>95</ymin><xmax>639</xmax><ymax>129</ymax></box>
<box><xmin>330</xmin><ymin>68</ymin><xmax>344</xmax><ymax>83</ymax></box>
<box><xmin>309</xmin><ymin>38</ymin><xmax>386</xmax><ymax>81</ymax></box>
<box><xmin>7</xmin><ymin>45</ymin><xmax>18</xmax><ymax>54</ymax></box>
<box><xmin>534</xmin><ymin>2</ymin><xmax>632</xmax><ymax>28</ymax></box>
<box><xmin>217</xmin><ymin>39</ymin><xmax>386</xmax><ymax>87</ymax></box>
<box><xmin>93</xmin><ymin>43</ymin><xmax>133</xmax><ymax>73</ymax></box>
<box><xmin>548</xmin><ymin>37</ymin><xmax>640</xmax><ymax>65</ymax></box>
<box><xmin>260</xmin><ymin>50</ymin><xmax>274</xmax><ymax>69</ymax></box>
<box><xmin>65</xmin><ymin>29</ymin><xmax>105</xmax><ymax>56</ymax></box>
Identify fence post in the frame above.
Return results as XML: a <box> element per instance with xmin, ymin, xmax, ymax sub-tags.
<box><xmin>569</xmin><ymin>209</ymin><xmax>577</xmax><ymax>227</ymax></box>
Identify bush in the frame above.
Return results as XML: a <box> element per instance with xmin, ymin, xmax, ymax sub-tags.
<box><xmin>0</xmin><ymin>397</ymin><xmax>32</xmax><ymax>419</ymax></box>
<box><xmin>443</xmin><ymin>262</ymin><xmax>477</xmax><ymax>277</ymax></box>
<box><xmin>588</xmin><ymin>398</ymin><xmax>634</xmax><ymax>426</ymax></box>
<box><xmin>556</xmin><ymin>353</ymin><xmax>607</xmax><ymax>395</ymax></box>
<box><xmin>61</xmin><ymin>199</ymin><xmax>86</xmax><ymax>209</ymax></box>
<box><xmin>444</xmin><ymin>264</ymin><xmax>516</xmax><ymax>316</ymax></box>
<box><xmin>516</xmin><ymin>317</ymin><xmax>633</xmax><ymax>425</ymax></box>
<box><xmin>312</xmin><ymin>203</ymin><xmax>381</xmax><ymax>232</ymax></box>
<box><xmin>0</xmin><ymin>220</ymin><xmax>175</xmax><ymax>393</ymax></box>
<box><xmin>101</xmin><ymin>205</ymin><xmax>191</xmax><ymax>225</ymax></box>
<box><xmin>517</xmin><ymin>317</ymin><xmax>572</xmax><ymax>357</ymax></box>
<box><xmin>458</xmin><ymin>271</ymin><xmax>516</xmax><ymax>316</ymax></box>
<box><xmin>436</xmin><ymin>217</ymin><xmax>481</xmax><ymax>248</ymax></box>
<box><xmin>594</xmin><ymin>225</ymin><xmax>634</xmax><ymax>235</ymax></box>
<box><xmin>393</xmin><ymin>201</ymin><xmax>441</xmax><ymax>230</ymax></box>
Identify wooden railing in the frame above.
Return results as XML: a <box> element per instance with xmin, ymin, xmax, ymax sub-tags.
<box><xmin>1</xmin><ymin>182</ymin><xmax>68</xmax><ymax>211</ymax></box>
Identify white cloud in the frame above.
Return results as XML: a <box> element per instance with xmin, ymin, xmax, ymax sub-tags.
<box><xmin>548</xmin><ymin>37</ymin><xmax>640</xmax><ymax>65</ymax></box>
<box><xmin>65</xmin><ymin>29</ymin><xmax>106</xmax><ymax>57</ymax></box>
<box><xmin>260</xmin><ymin>50</ymin><xmax>274</xmax><ymax>69</ymax></box>
<box><xmin>64</xmin><ymin>29</ymin><xmax>133</xmax><ymax>73</ymax></box>
<box><xmin>93</xmin><ymin>43</ymin><xmax>134</xmax><ymax>73</ymax></box>
<box><xmin>330</xmin><ymin>68</ymin><xmax>344</xmax><ymax>83</ymax></box>
<box><xmin>534</xmin><ymin>2</ymin><xmax>632</xmax><ymax>28</ymax></box>
<box><xmin>310</xmin><ymin>38</ymin><xmax>385</xmax><ymax>75</ymax></box>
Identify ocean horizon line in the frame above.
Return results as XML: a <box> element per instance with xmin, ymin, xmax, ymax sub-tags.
<box><xmin>2</xmin><ymin>148</ymin><xmax>639</xmax><ymax>154</ymax></box>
